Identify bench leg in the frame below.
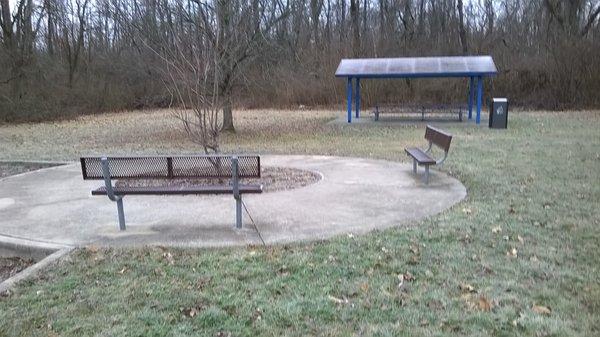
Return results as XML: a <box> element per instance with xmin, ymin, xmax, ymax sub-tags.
<box><xmin>375</xmin><ymin>105</ymin><xmax>379</xmax><ymax>121</ymax></box>
<box><xmin>413</xmin><ymin>159</ymin><xmax>417</xmax><ymax>174</ymax></box>
<box><xmin>235</xmin><ymin>196</ymin><xmax>243</xmax><ymax>229</ymax></box>
<box><xmin>116</xmin><ymin>198</ymin><xmax>126</xmax><ymax>231</ymax></box>
<box><xmin>424</xmin><ymin>166</ymin><xmax>430</xmax><ymax>185</ymax></box>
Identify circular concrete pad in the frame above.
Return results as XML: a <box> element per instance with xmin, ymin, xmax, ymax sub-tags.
<box><xmin>0</xmin><ymin>156</ymin><xmax>466</xmax><ymax>247</ymax></box>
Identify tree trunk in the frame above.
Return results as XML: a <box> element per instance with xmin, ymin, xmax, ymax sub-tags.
<box><xmin>310</xmin><ymin>0</ymin><xmax>322</xmax><ymax>46</ymax></box>
<box><xmin>222</xmin><ymin>97</ymin><xmax>235</xmax><ymax>132</ymax></box>
<box><xmin>217</xmin><ymin>0</ymin><xmax>235</xmax><ymax>132</ymax></box>
<box><xmin>0</xmin><ymin>0</ymin><xmax>12</xmax><ymax>46</ymax></box>
<box><xmin>457</xmin><ymin>0</ymin><xmax>468</xmax><ymax>54</ymax></box>
<box><xmin>45</xmin><ymin>0</ymin><xmax>54</xmax><ymax>56</ymax></box>
<box><xmin>350</xmin><ymin>0</ymin><xmax>360</xmax><ymax>57</ymax></box>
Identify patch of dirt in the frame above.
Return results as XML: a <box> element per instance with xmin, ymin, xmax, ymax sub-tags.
<box><xmin>0</xmin><ymin>257</ymin><xmax>34</xmax><ymax>283</ymax></box>
<box><xmin>0</xmin><ymin>162</ymin><xmax>59</xmax><ymax>179</ymax></box>
<box><xmin>116</xmin><ymin>166</ymin><xmax>321</xmax><ymax>193</ymax></box>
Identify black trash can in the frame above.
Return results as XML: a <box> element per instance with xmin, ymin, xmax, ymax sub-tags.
<box><xmin>489</xmin><ymin>98</ymin><xmax>508</xmax><ymax>129</ymax></box>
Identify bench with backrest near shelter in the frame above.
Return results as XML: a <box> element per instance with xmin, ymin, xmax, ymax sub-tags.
<box><xmin>405</xmin><ymin>126</ymin><xmax>453</xmax><ymax>184</ymax></box>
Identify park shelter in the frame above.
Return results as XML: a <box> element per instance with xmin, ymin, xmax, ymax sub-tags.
<box><xmin>334</xmin><ymin>56</ymin><xmax>498</xmax><ymax>124</ymax></box>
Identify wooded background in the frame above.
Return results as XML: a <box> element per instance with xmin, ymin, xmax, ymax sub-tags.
<box><xmin>1</xmin><ymin>0</ymin><xmax>599</xmax><ymax>123</ymax></box>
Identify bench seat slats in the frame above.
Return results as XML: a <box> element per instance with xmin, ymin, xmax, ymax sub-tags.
<box><xmin>404</xmin><ymin>147</ymin><xmax>436</xmax><ymax>165</ymax></box>
<box><xmin>92</xmin><ymin>184</ymin><xmax>263</xmax><ymax>196</ymax></box>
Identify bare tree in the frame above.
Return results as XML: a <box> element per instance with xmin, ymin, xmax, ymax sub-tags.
<box><xmin>167</xmin><ymin>45</ymin><xmax>223</xmax><ymax>154</ymax></box>
<box><xmin>58</xmin><ymin>0</ymin><xmax>90</xmax><ymax>87</ymax></box>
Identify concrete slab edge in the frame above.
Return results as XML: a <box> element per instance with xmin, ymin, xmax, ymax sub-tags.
<box><xmin>0</xmin><ymin>235</ymin><xmax>72</xmax><ymax>260</ymax></box>
<box><xmin>0</xmin><ymin>161</ymin><xmax>72</xmax><ymax>183</ymax></box>
<box><xmin>0</xmin><ymin>247</ymin><xmax>73</xmax><ymax>296</ymax></box>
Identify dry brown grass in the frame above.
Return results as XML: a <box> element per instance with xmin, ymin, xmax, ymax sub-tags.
<box><xmin>0</xmin><ymin>109</ymin><xmax>336</xmax><ymax>161</ymax></box>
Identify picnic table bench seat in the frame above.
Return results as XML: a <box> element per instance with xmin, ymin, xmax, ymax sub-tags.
<box><xmin>374</xmin><ymin>103</ymin><xmax>465</xmax><ymax>121</ymax></box>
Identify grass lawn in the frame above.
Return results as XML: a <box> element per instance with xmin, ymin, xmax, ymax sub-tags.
<box><xmin>0</xmin><ymin>109</ymin><xmax>599</xmax><ymax>336</ymax></box>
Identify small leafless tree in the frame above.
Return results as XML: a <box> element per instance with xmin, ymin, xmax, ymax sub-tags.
<box><xmin>156</xmin><ymin>38</ymin><xmax>224</xmax><ymax>154</ymax></box>
<box><xmin>135</xmin><ymin>0</ymin><xmax>228</xmax><ymax>154</ymax></box>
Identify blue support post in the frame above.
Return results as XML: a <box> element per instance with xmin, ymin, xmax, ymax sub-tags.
<box><xmin>355</xmin><ymin>78</ymin><xmax>361</xmax><ymax>119</ymax></box>
<box><xmin>347</xmin><ymin>77</ymin><xmax>353</xmax><ymax>123</ymax></box>
<box><xmin>468</xmin><ymin>76</ymin><xmax>474</xmax><ymax>120</ymax></box>
<box><xmin>476</xmin><ymin>76</ymin><xmax>483</xmax><ymax>124</ymax></box>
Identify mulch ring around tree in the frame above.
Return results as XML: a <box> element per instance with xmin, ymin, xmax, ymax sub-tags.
<box><xmin>0</xmin><ymin>257</ymin><xmax>34</xmax><ymax>284</ymax></box>
<box><xmin>116</xmin><ymin>166</ymin><xmax>322</xmax><ymax>193</ymax></box>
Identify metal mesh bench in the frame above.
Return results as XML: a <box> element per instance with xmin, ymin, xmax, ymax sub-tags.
<box><xmin>80</xmin><ymin>155</ymin><xmax>262</xmax><ymax>230</ymax></box>
<box><xmin>373</xmin><ymin>103</ymin><xmax>465</xmax><ymax>122</ymax></box>
<box><xmin>404</xmin><ymin>126</ymin><xmax>453</xmax><ymax>184</ymax></box>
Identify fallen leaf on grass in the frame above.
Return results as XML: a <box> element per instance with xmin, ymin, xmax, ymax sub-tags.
<box><xmin>532</xmin><ymin>304</ymin><xmax>551</xmax><ymax>315</ymax></box>
<box><xmin>162</xmin><ymin>252</ymin><xmax>175</xmax><ymax>265</ymax></box>
<box><xmin>491</xmin><ymin>226</ymin><xmax>502</xmax><ymax>234</ymax></box>
<box><xmin>462</xmin><ymin>208</ymin><xmax>472</xmax><ymax>215</ymax></box>
<box><xmin>459</xmin><ymin>283</ymin><xmax>476</xmax><ymax>293</ymax></box>
<box><xmin>327</xmin><ymin>295</ymin><xmax>349</xmax><ymax>305</ymax></box>
<box><xmin>478</xmin><ymin>295</ymin><xmax>493</xmax><ymax>311</ymax></box>
<box><xmin>517</xmin><ymin>235</ymin><xmax>524</xmax><ymax>244</ymax></box>
<box><xmin>85</xmin><ymin>245</ymin><xmax>100</xmax><ymax>253</ymax></box>
<box><xmin>181</xmin><ymin>307</ymin><xmax>199</xmax><ymax>317</ymax></box>
<box><xmin>180</xmin><ymin>302</ymin><xmax>205</xmax><ymax>318</ymax></box>
<box><xmin>461</xmin><ymin>292</ymin><xmax>494</xmax><ymax>312</ymax></box>
<box><xmin>251</xmin><ymin>307</ymin><xmax>262</xmax><ymax>322</ymax></box>
<box><xmin>277</xmin><ymin>268</ymin><xmax>290</xmax><ymax>277</ymax></box>
<box><xmin>360</xmin><ymin>282</ymin><xmax>369</xmax><ymax>292</ymax></box>
<box><xmin>507</xmin><ymin>248</ymin><xmax>518</xmax><ymax>258</ymax></box>
<box><xmin>397</xmin><ymin>274</ymin><xmax>404</xmax><ymax>288</ymax></box>
<box><xmin>118</xmin><ymin>267</ymin><xmax>127</xmax><ymax>274</ymax></box>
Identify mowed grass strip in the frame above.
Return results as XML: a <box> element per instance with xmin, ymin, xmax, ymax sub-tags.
<box><xmin>0</xmin><ymin>110</ymin><xmax>599</xmax><ymax>336</ymax></box>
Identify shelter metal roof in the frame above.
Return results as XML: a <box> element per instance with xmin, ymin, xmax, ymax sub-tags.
<box><xmin>335</xmin><ymin>56</ymin><xmax>497</xmax><ymax>78</ymax></box>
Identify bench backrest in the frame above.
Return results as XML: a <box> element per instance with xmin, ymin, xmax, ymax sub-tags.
<box><xmin>80</xmin><ymin>155</ymin><xmax>260</xmax><ymax>180</ymax></box>
<box><xmin>425</xmin><ymin>125</ymin><xmax>453</xmax><ymax>152</ymax></box>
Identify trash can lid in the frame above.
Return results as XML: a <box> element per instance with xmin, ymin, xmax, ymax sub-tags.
<box><xmin>492</xmin><ymin>98</ymin><xmax>508</xmax><ymax>102</ymax></box>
